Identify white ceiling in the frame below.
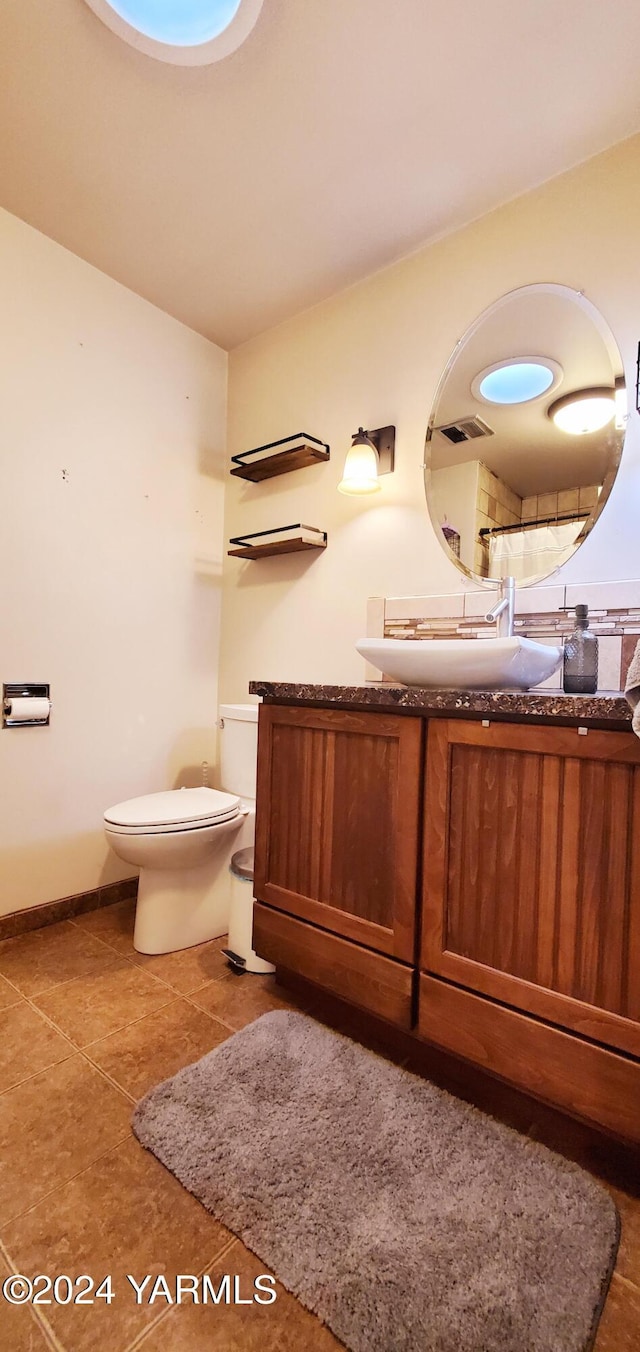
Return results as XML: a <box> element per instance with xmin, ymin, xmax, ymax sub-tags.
<box><xmin>1</xmin><ymin>0</ymin><xmax>640</xmax><ymax>349</ymax></box>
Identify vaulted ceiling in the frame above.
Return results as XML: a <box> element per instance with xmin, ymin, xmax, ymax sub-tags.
<box><xmin>1</xmin><ymin>0</ymin><xmax>640</xmax><ymax>348</ymax></box>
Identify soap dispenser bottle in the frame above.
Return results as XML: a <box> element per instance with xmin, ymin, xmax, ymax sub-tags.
<box><xmin>563</xmin><ymin>604</ymin><xmax>598</xmax><ymax>694</ymax></box>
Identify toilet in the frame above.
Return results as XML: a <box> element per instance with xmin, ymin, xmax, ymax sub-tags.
<box><xmin>104</xmin><ymin>704</ymin><xmax>259</xmax><ymax>955</ymax></box>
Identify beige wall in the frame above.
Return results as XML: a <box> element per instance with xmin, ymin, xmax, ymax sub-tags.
<box><xmin>220</xmin><ymin>135</ymin><xmax>640</xmax><ymax>700</ymax></box>
<box><xmin>0</xmin><ymin>209</ymin><xmax>227</xmax><ymax>916</ymax></box>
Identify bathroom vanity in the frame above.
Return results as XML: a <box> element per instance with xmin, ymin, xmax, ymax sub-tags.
<box><xmin>250</xmin><ymin>682</ymin><xmax>640</xmax><ymax>1145</ymax></box>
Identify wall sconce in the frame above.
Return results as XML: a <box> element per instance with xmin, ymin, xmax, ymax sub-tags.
<box><xmin>547</xmin><ymin>387</ymin><xmax>616</xmax><ymax>435</ymax></box>
<box><xmin>337</xmin><ymin>425</ymin><xmax>395</xmax><ymax>495</ymax></box>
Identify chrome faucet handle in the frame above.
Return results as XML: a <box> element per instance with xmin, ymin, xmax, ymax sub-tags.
<box><xmin>485</xmin><ymin>576</ymin><xmax>516</xmax><ymax>636</ymax></box>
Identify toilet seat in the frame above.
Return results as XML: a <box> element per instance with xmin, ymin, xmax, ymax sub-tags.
<box><xmin>104</xmin><ymin>787</ymin><xmax>241</xmax><ymax>836</ymax></box>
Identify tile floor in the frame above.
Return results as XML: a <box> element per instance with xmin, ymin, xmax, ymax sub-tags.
<box><xmin>0</xmin><ymin>898</ymin><xmax>637</xmax><ymax>1351</ymax></box>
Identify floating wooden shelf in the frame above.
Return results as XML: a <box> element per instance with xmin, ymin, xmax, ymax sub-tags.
<box><xmin>230</xmin><ymin>433</ymin><xmax>330</xmax><ymax>482</ymax></box>
<box><xmin>227</xmin><ymin>524</ymin><xmax>327</xmax><ymax>560</ymax></box>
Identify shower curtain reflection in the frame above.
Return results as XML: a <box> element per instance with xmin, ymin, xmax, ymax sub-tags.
<box><xmin>488</xmin><ymin>519</ymin><xmax>586</xmax><ymax>582</ymax></box>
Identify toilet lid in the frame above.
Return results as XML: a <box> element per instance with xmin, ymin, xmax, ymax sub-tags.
<box><xmin>104</xmin><ymin>787</ymin><xmax>240</xmax><ymax>829</ymax></box>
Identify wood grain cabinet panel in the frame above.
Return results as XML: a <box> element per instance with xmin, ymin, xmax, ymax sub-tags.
<box><xmin>255</xmin><ymin>705</ymin><xmax>422</xmax><ymax>961</ymax></box>
<box><xmin>254</xmin><ymin>903</ymin><xmax>414</xmax><ymax>1028</ymax></box>
<box><xmin>418</xmin><ymin>974</ymin><xmax>640</xmax><ymax>1145</ymax></box>
<box><xmin>421</xmin><ymin>720</ymin><xmax>640</xmax><ymax>1058</ymax></box>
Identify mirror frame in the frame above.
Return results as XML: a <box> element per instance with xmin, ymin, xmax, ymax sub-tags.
<box><xmin>424</xmin><ymin>283</ymin><xmax>626</xmax><ymax>588</ymax></box>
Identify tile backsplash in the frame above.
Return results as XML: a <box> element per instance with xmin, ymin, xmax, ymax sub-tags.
<box><xmin>368</xmin><ymin>580</ymin><xmax>640</xmax><ymax>692</ymax></box>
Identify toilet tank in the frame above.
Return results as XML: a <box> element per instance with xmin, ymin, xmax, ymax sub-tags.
<box><xmin>219</xmin><ymin>703</ymin><xmax>259</xmax><ymax>800</ymax></box>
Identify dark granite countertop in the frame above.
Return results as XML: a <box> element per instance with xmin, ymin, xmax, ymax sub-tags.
<box><xmin>249</xmin><ymin>681</ymin><xmax>633</xmax><ymax>730</ymax></box>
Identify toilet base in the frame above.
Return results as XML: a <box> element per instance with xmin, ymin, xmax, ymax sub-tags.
<box><xmin>133</xmin><ymin>859</ymin><xmax>232</xmax><ymax>955</ymax></box>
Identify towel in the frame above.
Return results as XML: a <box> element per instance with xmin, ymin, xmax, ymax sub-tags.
<box><xmin>624</xmin><ymin>639</ymin><xmax>640</xmax><ymax>738</ymax></box>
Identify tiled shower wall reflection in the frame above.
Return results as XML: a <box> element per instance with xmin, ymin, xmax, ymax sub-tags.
<box><xmin>366</xmin><ymin>581</ymin><xmax>640</xmax><ymax>691</ymax></box>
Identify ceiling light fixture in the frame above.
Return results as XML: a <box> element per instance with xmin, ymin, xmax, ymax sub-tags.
<box><xmin>548</xmin><ymin>388</ymin><xmax>616</xmax><ymax>435</ymax></box>
<box><xmin>472</xmin><ymin>357</ymin><xmax>562</xmax><ymax>405</ymax></box>
<box><xmin>84</xmin><ymin>0</ymin><xmax>263</xmax><ymax>65</ymax></box>
<box><xmin>337</xmin><ymin>426</ymin><xmax>395</xmax><ymax>496</ymax></box>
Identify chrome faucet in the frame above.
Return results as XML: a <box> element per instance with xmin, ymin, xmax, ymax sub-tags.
<box><xmin>485</xmin><ymin>576</ymin><xmax>516</xmax><ymax>637</ymax></box>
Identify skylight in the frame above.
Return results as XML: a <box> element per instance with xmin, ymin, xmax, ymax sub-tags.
<box><xmin>473</xmin><ymin>359</ymin><xmax>560</xmax><ymax>406</ymax></box>
<box><xmin>105</xmin><ymin>0</ymin><xmax>242</xmax><ymax>47</ymax></box>
<box><xmin>85</xmin><ymin>0</ymin><xmax>263</xmax><ymax>64</ymax></box>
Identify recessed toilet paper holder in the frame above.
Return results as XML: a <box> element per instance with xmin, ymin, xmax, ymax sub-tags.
<box><xmin>2</xmin><ymin>683</ymin><xmax>51</xmax><ymax>728</ymax></box>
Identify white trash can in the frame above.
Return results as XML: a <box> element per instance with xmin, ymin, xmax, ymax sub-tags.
<box><xmin>224</xmin><ymin>847</ymin><xmax>275</xmax><ymax>975</ymax></box>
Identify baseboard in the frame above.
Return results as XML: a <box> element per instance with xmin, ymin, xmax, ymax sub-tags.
<box><xmin>0</xmin><ymin>877</ymin><xmax>139</xmax><ymax>941</ymax></box>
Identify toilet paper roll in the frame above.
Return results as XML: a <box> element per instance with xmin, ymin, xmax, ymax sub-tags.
<box><xmin>6</xmin><ymin>697</ymin><xmax>51</xmax><ymax>723</ymax></box>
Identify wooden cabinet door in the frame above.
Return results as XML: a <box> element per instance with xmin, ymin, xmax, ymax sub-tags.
<box><xmin>254</xmin><ymin>705</ymin><xmax>423</xmax><ymax>962</ymax></box>
<box><xmin>421</xmin><ymin>719</ymin><xmax>640</xmax><ymax>1058</ymax></box>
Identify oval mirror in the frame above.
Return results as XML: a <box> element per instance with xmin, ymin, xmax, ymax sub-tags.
<box><xmin>424</xmin><ymin>284</ymin><xmax>626</xmax><ymax>586</ymax></box>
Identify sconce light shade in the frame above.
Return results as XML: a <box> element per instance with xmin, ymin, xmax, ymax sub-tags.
<box><xmin>548</xmin><ymin>387</ymin><xmax>616</xmax><ymax>435</ymax></box>
<box><xmin>337</xmin><ymin>425</ymin><xmax>395</xmax><ymax>495</ymax></box>
<box><xmin>338</xmin><ymin>428</ymin><xmax>381</xmax><ymax>495</ymax></box>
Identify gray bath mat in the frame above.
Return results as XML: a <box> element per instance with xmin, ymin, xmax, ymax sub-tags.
<box><xmin>132</xmin><ymin>1010</ymin><xmax>618</xmax><ymax>1352</ymax></box>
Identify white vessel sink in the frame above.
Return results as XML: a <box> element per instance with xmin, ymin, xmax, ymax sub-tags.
<box><xmin>356</xmin><ymin>636</ymin><xmax>562</xmax><ymax>691</ymax></box>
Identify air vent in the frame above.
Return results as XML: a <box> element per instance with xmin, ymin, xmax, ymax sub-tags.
<box><xmin>437</xmin><ymin>416</ymin><xmax>494</xmax><ymax>444</ymax></box>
